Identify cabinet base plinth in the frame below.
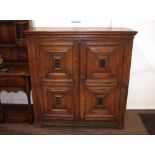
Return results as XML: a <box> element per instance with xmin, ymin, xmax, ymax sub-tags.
<box><xmin>40</xmin><ymin>120</ymin><xmax>121</xmax><ymax>129</ymax></box>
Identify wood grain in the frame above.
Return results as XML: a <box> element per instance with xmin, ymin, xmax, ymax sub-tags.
<box><xmin>0</xmin><ymin>20</ymin><xmax>33</xmax><ymax>124</ymax></box>
<box><xmin>25</xmin><ymin>27</ymin><xmax>137</xmax><ymax>128</ymax></box>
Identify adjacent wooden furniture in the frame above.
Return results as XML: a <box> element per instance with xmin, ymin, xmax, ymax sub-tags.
<box><xmin>25</xmin><ymin>27</ymin><xmax>137</xmax><ymax>128</ymax></box>
<box><xmin>0</xmin><ymin>20</ymin><xmax>33</xmax><ymax>124</ymax></box>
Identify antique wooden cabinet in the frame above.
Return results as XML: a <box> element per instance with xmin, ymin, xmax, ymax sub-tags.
<box><xmin>25</xmin><ymin>27</ymin><xmax>137</xmax><ymax>128</ymax></box>
<box><xmin>0</xmin><ymin>20</ymin><xmax>33</xmax><ymax>123</ymax></box>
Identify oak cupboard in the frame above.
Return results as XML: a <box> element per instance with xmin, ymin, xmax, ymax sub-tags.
<box><xmin>25</xmin><ymin>27</ymin><xmax>137</xmax><ymax>128</ymax></box>
<box><xmin>0</xmin><ymin>20</ymin><xmax>33</xmax><ymax>123</ymax></box>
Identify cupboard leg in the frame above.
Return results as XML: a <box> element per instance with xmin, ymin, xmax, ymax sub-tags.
<box><xmin>117</xmin><ymin>120</ymin><xmax>124</xmax><ymax>130</ymax></box>
<box><xmin>34</xmin><ymin>119</ymin><xmax>42</xmax><ymax>128</ymax></box>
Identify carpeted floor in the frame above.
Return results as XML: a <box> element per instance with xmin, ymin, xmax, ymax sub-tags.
<box><xmin>0</xmin><ymin>110</ymin><xmax>154</xmax><ymax>135</ymax></box>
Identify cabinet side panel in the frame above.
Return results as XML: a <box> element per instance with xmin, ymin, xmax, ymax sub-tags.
<box><xmin>27</xmin><ymin>39</ymin><xmax>43</xmax><ymax>127</ymax></box>
<box><xmin>118</xmin><ymin>38</ymin><xmax>134</xmax><ymax>129</ymax></box>
<box><xmin>122</xmin><ymin>38</ymin><xmax>134</xmax><ymax>87</ymax></box>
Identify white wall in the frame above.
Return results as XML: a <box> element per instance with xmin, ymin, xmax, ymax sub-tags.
<box><xmin>1</xmin><ymin>20</ymin><xmax>155</xmax><ymax>109</ymax></box>
<box><xmin>112</xmin><ymin>21</ymin><xmax>155</xmax><ymax>109</ymax></box>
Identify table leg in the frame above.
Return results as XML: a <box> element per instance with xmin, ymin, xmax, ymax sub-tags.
<box><xmin>25</xmin><ymin>76</ymin><xmax>34</xmax><ymax>124</ymax></box>
<box><xmin>0</xmin><ymin>98</ymin><xmax>4</xmax><ymax>124</ymax></box>
<box><xmin>26</xmin><ymin>92</ymin><xmax>33</xmax><ymax>124</ymax></box>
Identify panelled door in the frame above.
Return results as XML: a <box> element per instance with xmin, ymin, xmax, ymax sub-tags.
<box><xmin>37</xmin><ymin>40</ymin><xmax>79</xmax><ymax>120</ymax></box>
<box><xmin>36</xmin><ymin>38</ymin><xmax>125</xmax><ymax>122</ymax></box>
<box><xmin>80</xmin><ymin>40</ymin><xmax>125</xmax><ymax>121</ymax></box>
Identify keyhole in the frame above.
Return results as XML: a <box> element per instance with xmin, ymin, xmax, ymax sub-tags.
<box><xmin>55</xmin><ymin>96</ymin><xmax>61</xmax><ymax>106</ymax></box>
<box><xmin>99</xmin><ymin>58</ymin><xmax>106</xmax><ymax>69</ymax></box>
<box><xmin>97</xmin><ymin>97</ymin><xmax>104</xmax><ymax>107</ymax></box>
<box><xmin>54</xmin><ymin>58</ymin><xmax>60</xmax><ymax>69</ymax></box>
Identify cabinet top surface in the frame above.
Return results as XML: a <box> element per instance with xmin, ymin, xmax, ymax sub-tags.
<box><xmin>25</xmin><ymin>27</ymin><xmax>137</xmax><ymax>35</ymax></box>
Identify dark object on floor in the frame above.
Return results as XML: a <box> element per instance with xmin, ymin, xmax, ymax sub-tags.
<box><xmin>139</xmin><ymin>113</ymin><xmax>155</xmax><ymax>135</ymax></box>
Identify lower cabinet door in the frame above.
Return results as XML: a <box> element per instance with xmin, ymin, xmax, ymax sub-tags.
<box><xmin>79</xmin><ymin>40</ymin><xmax>124</xmax><ymax>121</ymax></box>
<box><xmin>42</xmin><ymin>83</ymin><xmax>76</xmax><ymax>120</ymax></box>
<box><xmin>37</xmin><ymin>40</ymin><xmax>79</xmax><ymax>121</ymax></box>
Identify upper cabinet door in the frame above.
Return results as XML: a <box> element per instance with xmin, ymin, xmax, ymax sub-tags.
<box><xmin>80</xmin><ymin>39</ymin><xmax>125</xmax><ymax>121</ymax></box>
<box><xmin>36</xmin><ymin>40</ymin><xmax>79</xmax><ymax>121</ymax></box>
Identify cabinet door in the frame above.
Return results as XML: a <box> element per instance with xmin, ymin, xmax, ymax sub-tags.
<box><xmin>37</xmin><ymin>40</ymin><xmax>79</xmax><ymax>121</ymax></box>
<box><xmin>80</xmin><ymin>40</ymin><xmax>125</xmax><ymax>121</ymax></box>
